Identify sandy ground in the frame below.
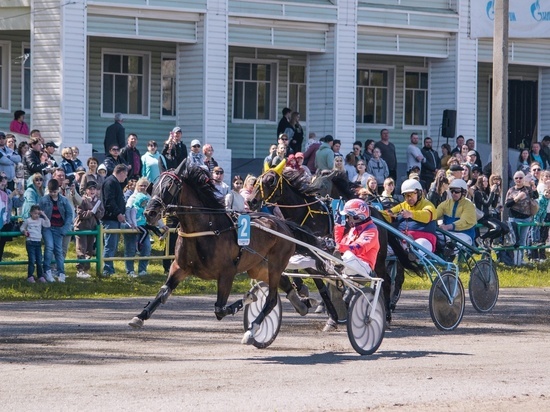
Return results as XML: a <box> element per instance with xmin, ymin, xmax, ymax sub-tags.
<box><xmin>1</xmin><ymin>288</ymin><xmax>549</xmax><ymax>411</ymax></box>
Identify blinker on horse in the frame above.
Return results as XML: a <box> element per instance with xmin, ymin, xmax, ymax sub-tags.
<box><xmin>130</xmin><ymin>160</ymin><xmax>320</xmax><ymax>346</ymax></box>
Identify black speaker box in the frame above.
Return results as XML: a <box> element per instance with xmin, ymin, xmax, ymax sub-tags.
<box><xmin>442</xmin><ymin>109</ymin><xmax>457</xmax><ymax>138</ymax></box>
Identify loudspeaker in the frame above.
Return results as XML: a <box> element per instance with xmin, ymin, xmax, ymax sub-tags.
<box><xmin>442</xmin><ymin>109</ymin><xmax>457</xmax><ymax>138</ymax></box>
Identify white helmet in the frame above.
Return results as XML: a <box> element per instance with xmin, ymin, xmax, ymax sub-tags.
<box><xmin>449</xmin><ymin>179</ymin><xmax>468</xmax><ymax>192</ymax></box>
<box><xmin>401</xmin><ymin>179</ymin><xmax>423</xmax><ymax>194</ymax></box>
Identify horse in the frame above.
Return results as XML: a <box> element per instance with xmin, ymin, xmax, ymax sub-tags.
<box><xmin>129</xmin><ymin>160</ymin><xmax>321</xmax><ymax>345</ymax></box>
<box><xmin>249</xmin><ymin>167</ymin><xmax>420</xmax><ymax>323</ymax></box>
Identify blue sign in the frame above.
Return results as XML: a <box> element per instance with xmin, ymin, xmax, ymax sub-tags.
<box><xmin>331</xmin><ymin>199</ymin><xmax>345</xmax><ymax>221</ymax></box>
<box><xmin>237</xmin><ymin>215</ymin><xmax>251</xmax><ymax>246</ymax></box>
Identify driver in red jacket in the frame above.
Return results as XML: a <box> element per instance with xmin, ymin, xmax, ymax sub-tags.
<box><xmin>335</xmin><ymin>198</ymin><xmax>380</xmax><ymax>277</ymax></box>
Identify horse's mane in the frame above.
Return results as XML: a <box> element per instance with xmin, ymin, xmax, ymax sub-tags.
<box><xmin>308</xmin><ymin>170</ymin><xmax>358</xmax><ymax>200</ymax></box>
<box><xmin>182</xmin><ymin>165</ymin><xmax>225</xmax><ymax>209</ymax></box>
<box><xmin>281</xmin><ymin>169</ymin><xmax>318</xmax><ymax>197</ymax></box>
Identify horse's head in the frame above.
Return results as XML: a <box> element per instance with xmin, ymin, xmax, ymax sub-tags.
<box><xmin>248</xmin><ymin>170</ymin><xmax>282</xmax><ymax>211</ymax></box>
<box><xmin>144</xmin><ymin>160</ymin><xmax>186</xmax><ymax>225</ymax></box>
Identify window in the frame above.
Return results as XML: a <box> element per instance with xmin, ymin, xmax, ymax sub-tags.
<box><xmin>161</xmin><ymin>55</ymin><xmax>176</xmax><ymax>117</ymax></box>
<box><xmin>102</xmin><ymin>51</ymin><xmax>150</xmax><ymax>116</ymax></box>
<box><xmin>233</xmin><ymin>61</ymin><xmax>276</xmax><ymax>121</ymax></box>
<box><xmin>288</xmin><ymin>65</ymin><xmax>306</xmax><ymax>121</ymax></box>
<box><xmin>404</xmin><ymin>71</ymin><xmax>428</xmax><ymax>127</ymax></box>
<box><xmin>23</xmin><ymin>46</ymin><xmax>31</xmax><ymax>110</ymax></box>
<box><xmin>356</xmin><ymin>68</ymin><xmax>393</xmax><ymax>126</ymax></box>
<box><xmin>0</xmin><ymin>43</ymin><xmax>8</xmax><ymax>110</ymax></box>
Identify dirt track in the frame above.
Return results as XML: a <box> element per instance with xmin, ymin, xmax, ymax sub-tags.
<box><xmin>1</xmin><ymin>288</ymin><xmax>549</xmax><ymax>411</ymax></box>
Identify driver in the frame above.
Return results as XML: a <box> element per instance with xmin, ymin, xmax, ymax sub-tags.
<box><xmin>381</xmin><ymin>179</ymin><xmax>437</xmax><ymax>253</ymax></box>
<box><xmin>436</xmin><ymin>178</ymin><xmax>477</xmax><ymax>245</ymax></box>
<box><xmin>335</xmin><ymin>199</ymin><xmax>380</xmax><ymax>277</ymax></box>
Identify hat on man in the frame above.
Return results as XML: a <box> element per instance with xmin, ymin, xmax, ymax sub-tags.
<box><xmin>320</xmin><ymin>135</ymin><xmax>333</xmax><ymax>143</ymax></box>
<box><xmin>190</xmin><ymin>139</ymin><xmax>201</xmax><ymax>147</ymax></box>
<box><xmin>85</xmin><ymin>181</ymin><xmax>97</xmax><ymax>190</ymax></box>
<box><xmin>45</xmin><ymin>141</ymin><xmax>59</xmax><ymax>148</ymax></box>
<box><xmin>467</xmin><ymin>150</ymin><xmax>477</xmax><ymax>157</ymax></box>
<box><xmin>295</xmin><ymin>152</ymin><xmax>304</xmax><ymax>159</ymax></box>
<box><xmin>450</xmin><ymin>164</ymin><xmax>464</xmax><ymax>172</ymax></box>
<box><xmin>172</xmin><ymin>126</ymin><xmax>182</xmax><ymax>133</ymax></box>
<box><xmin>0</xmin><ymin>132</ymin><xmax>5</xmax><ymax>138</ymax></box>
<box><xmin>97</xmin><ymin>164</ymin><xmax>107</xmax><ymax>173</ymax></box>
<box><xmin>76</xmin><ymin>166</ymin><xmax>86</xmax><ymax>175</ymax></box>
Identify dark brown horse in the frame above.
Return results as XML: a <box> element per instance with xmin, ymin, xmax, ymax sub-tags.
<box><xmin>129</xmin><ymin>160</ymin><xmax>319</xmax><ymax>345</ymax></box>
<box><xmin>249</xmin><ymin>168</ymin><xmax>420</xmax><ymax>322</ymax></box>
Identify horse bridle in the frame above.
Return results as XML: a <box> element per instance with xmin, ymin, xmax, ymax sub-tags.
<box><xmin>151</xmin><ymin>170</ymin><xmax>182</xmax><ymax>210</ymax></box>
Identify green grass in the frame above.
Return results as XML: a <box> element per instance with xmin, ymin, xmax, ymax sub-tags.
<box><xmin>1</xmin><ymin>235</ymin><xmax>549</xmax><ymax>301</ymax></box>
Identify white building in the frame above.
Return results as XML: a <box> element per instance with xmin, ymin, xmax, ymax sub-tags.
<box><xmin>0</xmin><ymin>0</ymin><xmax>549</xmax><ymax>177</ymax></box>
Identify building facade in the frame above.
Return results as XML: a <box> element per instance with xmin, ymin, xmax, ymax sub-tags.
<box><xmin>0</xmin><ymin>0</ymin><xmax>549</xmax><ymax>177</ymax></box>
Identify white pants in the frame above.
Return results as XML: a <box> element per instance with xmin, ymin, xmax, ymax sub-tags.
<box><xmin>287</xmin><ymin>254</ymin><xmax>317</xmax><ymax>270</ymax></box>
<box><xmin>342</xmin><ymin>250</ymin><xmax>372</xmax><ymax>277</ymax></box>
<box><xmin>437</xmin><ymin>232</ymin><xmax>472</xmax><ymax>246</ymax></box>
<box><xmin>388</xmin><ymin>237</ymin><xmax>432</xmax><ymax>257</ymax></box>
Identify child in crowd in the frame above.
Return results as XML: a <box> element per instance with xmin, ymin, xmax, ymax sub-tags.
<box><xmin>74</xmin><ymin>181</ymin><xmax>105</xmax><ymax>278</ymax></box>
<box><xmin>20</xmin><ymin>205</ymin><xmax>51</xmax><ymax>283</ymax></box>
<box><xmin>123</xmin><ymin>179</ymin><xmax>137</xmax><ymax>202</ymax></box>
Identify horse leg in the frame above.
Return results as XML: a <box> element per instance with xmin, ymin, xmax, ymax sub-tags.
<box><xmin>279</xmin><ymin>276</ymin><xmax>310</xmax><ymax>316</ymax></box>
<box><xmin>309</xmin><ymin>276</ymin><xmax>341</xmax><ymax>332</ymax></box>
<box><xmin>128</xmin><ymin>261</ymin><xmax>185</xmax><ymax>328</ymax></box>
<box><xmin>214</xmin><ymin>273</ymin><xmax>238</xmax><ymax>321</ymax></box>
<box><xmin>390</xmin><ymin>262</ymin><xmax>405</xmax><ymax>312</ymax></box>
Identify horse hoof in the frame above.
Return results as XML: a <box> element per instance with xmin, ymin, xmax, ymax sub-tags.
<box><xmin>287</xmin><ymin>289</ymin><xmax>308</xmax><ymax>316</ymax></box>
<box><xmin>322</xmin><ymin>318</ymin><xmax>338</xmax><ymax>332</ymax></box>
<box><xmin>129</xmin><ymin>317</ymin><xmax>144</xmax><ymax>329</ymax></box>
<box><xmin>241</xmin><ymin>330</ymin><xmax>254</xmax><ymax>345</ymax></box>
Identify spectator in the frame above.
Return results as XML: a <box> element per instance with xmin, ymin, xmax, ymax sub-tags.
<box><xmin>407</xmin><ymin>133</ymin><xmax>425</xmax><ymax>172</ymax></box>
<box><xmin>344</xmin><ymin>152</ymin><xmax>358</xmax><ymax>182</ymax></box>
<box><xmin>379</xmin><ymin>177</ymin><xmax>401</xmax><ymax>209</ymax></box>
<box><xmin>104</xmin><ymin>112</ymin><xmax>125</xmax><ymax>154</ymax></box>
<box><xmin>60</xmin><ymin>147</ymin><xmax>78</xmax><ymax>180</ymax></box>
<box><xmin>286</xmin><ymin>112</ymin><xmax>304</xmax><ymax>154</ymax></box>
<box><xmin>124</xmin><ymin>177</ymin><xmax>151</xmax><ymax>277</ymax></box>
<box><xmin>451</xmin><ymin>135</ymin><xmax>465</xmax><ymax>155</ymax></box>
<box><xmin>212</xmin><ymin>166</ymin><xmax>229</xmax><ymax>199</ymax></box>
<box><xmin>277</xmin><ymin>133</ymin><xmax>293</xmax><ymax>156</ymax></box>
<box><xmin>263</xmin><ymin>144</ymin><xmax>277</xmax><ymax>168</ymax></box>
<box><xmin>74</xmin><ymin>181</ymin><xmax>104</xmax><ymax>279</ymax></box>
<box><xmin>367</xmin><ymin>147</ymin><xmax>389</xmax><ymax>193</ymax></box>
<box><xmin>270</xmin><ymin>144</ymin><xmax>287</xmax><ymax>168</ymax></box>
<box><xmin>20</xmin><ymin>205</ymin><xmax>50</xmax><ymax>283</ymax></box>
<box><xmin>472</xmin><ymin>175</ymin><xmax>506</xmax><ymax>246</ymax></box>
<box><xmin>541</xmin><ymin>135</ymin><xmax>550</xmax><ymax>165</ymax></box>
<box><xmin>353</xmin><ymin>159</ymin><xmax>371</xmax><ymax>187</ymax></box>
<box><xmin>465</xmin><ymin>150</ymin><xmax>478</xmax><ymax>169</ymax></box>
<box><xmin>141</xmin><ymin>140</ymin><xmax>163</xmax><ymax>184</ymax></box>
<box><xmin>120</xmin><ymin>133</ymin><xmax>142</xmax><ymax>180</ymax></box>
<box><xmin>104</xmin><ymin>144</ymin><xmax>124</xmax><ymax>176</ymax></box>
<box><xmin>517</xmin><ymin>149</ymin><xmax>531</xmax><ymax>174</ymax></box>
<box><xmin>420</xmin><ymin>137</ymin><xmax>440</xmax><ymax>188</ymax></box>
<box><xmin>97</xmin><ymin>164</ymin><xmax>107</xmax><ymax>180</ymax></box>
<box><xmin>458</xmin><ymin>144</ymin><xmax>469</xmax><ymax>163</ymax></box>
<box><xmin>315</xmin><ymin>135</ymin><xmax>334</xmax><ymax>173</ymax></box>
<box><xmin>203</xmin><ymin>144</ymin><xmax>218</xmax><ymax>173</ymax></box>
<box><xmin>332</xmin><ymin>154</ymin><xmax>346</xmax><ymax>174</ymax></box>
<box><xmin>16</xmin><ymin>141</ymin><xmax>29</xmax><ymax>182</ymax></box>
<box><xmin>162</xmin><ymin>127</ymin><xmax>187</xmax><ymax>171</ymax></box>
<box><xmin>440</xmin><ymin>143</ymin><xmax>452</xmax><ymax>171</ymax></box>
<box><xmin>285</xmin><ymin>154</ymin><xmax>299</xmax><ymax>171</ymax></box>
<box><xmin>352</xmin><ymin>141</ymin><xmax>363</xmax><ymax>163</ymax></box>
<box><xmin>277</xmin><ymin>107</ymin><xmax>292</xmax><ymax>138</ymax></box>
<box><xmin>71</xmin><ymin>146</ymin><xmax>84</xmax><ymax>170</ymax></box>
<box><xmin>101</xmin><ymin>164</ymin><xmax>128</xmax><ymax>277</ymax></box>
<box><xmin>426</xmin><ymin>173</ymin><xmax>449</xmax><ymax>208</ymax></box>
<box><xmin>22</xmin><ymin>173</ymin><xmax>45</xmax><ymax>219</ymax></box>
<box><xmin>29</xmin><ymin>129</ymin><xmax>44</xmax><ymax>146</ymax></box>
<box><xmin>505</xmin><ymin>171</ymin><xmax>538</xmax><ymax>266</ymax></box>
<box><xmin>332</xmin><ymin>139</ymin><xmax>342</xmax><ymax>157</ymax></box>
<box><xmin>375</xmin><ymin>129</ymin><xmax>397</xmax><ymax>180</ymax></box>
<box><xmin>240</xmin><ymin>175</ymin><xmax>257</xmax><ymax>206</ymax></box>
<box><xmin>6</xmin><ymin>134</ymin><xmax>17</xmax><ymax>150</ymax></box>
<box><xmin>295</xmin><ymin>152</ymin><xmax>311</xmax><ymax>179</ymax></box>
<box><xmin>530</xmin><ymin>142</ymin><xmax>548</xmax><ymax>170</ymax></box>
<box><xmin>123</xmin><ymin>179</ymin><xmax>137</xmax><ymax>203</ymax></box>
<box><xmin>225</xmin><ymin>175</ymin><xmax>247</xmax><ymax>212</ymax></box>
<box><xmin>302</xmin><ymin>138</ymin><xmax>321</xmax><ymax>175</ymax></box>
<box><xmin>187</xmin><ymin>139</ymin><xmax>205</xmax><ymax>166</ymax></box>
<box><xmin>363</xmin><ymin>139</ymin><xmax>375</xmax><ymax>163</ymax></box>
<box><xmin>44</xmin><ymin>141</ymin><xmax>59</xmax><ymax>169</ymax></box>
<box><xmin>74</xmin><ymin>167</ymin><xmax>86</xmax><ymax>190</ymax></box>
<box><xmin>0</xmin><ymin>131</ymin><xmax>22</xmax><ymax>190</ymax></box>
<box><xmin>80</xmin><ymin>157</ymin><xmax>105</xmax><ymax>197</ymax></box>
<box><xmin>466</xmin><ymin>139</ymin><xmax>483</xmax><ymax>168</ymax></box>
<box><xmin>24</xmin><ymin>137</ymin><xmax>51</xmax><ymax>177</ymax></box>
<box><xmin>9</xmin><ymin>110</ymin><xmax>29</xmax><ymax>136</ymax></box>
<box><xmin>40</xmin><ymin>178</ymin><xmax>74</xmax><ymax>283</ymax></box>
<box><xmin>304</xmin><ymin>132</ymin><xmax>319</xmax><ymax>152</ymax></box>
<box><xmin>0</xmin><ymin>175</ymin><xmax>23</xmax><ymax>261</ymax></box>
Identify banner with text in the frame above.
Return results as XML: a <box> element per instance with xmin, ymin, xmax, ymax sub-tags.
<box><xmin>471</xmin><ymin>0</ymin><xmax>550</xmax><ymax>38</ymax></box>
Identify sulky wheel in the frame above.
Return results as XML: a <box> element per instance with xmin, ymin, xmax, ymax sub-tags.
<box><xmin>347</xmin><ymin>287</ymin><xmax>386</xmax><ymax>355</ymax></box>
<box><xmin>243</xmin><ymin>282</ymin><xmax>282</xmax><ymax>349</ymax></box>
<box><xmin>429</xmin><ymin>271</ymin><xmax>465</xmax><ymax>331</ymax></box>
<box><xmin>469</xmin><ymin>258</ymin><xmax>499</xmax><ymax>313</ymax></box>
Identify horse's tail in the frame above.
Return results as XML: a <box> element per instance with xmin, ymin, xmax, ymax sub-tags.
<box><xmin>387</xmin><ymin>234</ymin><xmax>423</xmax><ymax>276</ymax></box>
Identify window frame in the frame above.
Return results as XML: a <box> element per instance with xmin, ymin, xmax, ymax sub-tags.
<box><xmin>287</xmin><ymin>62</ymin><xmax>307</xmax><ymax>123</ymax></box>
<box><xmin>0</xmin><ymin>41</ymin><xmax>10</xmax><ymax>113</ymax></box>
<box><xmin>403</xmin><ymin>67</ymin><xmax>429</xmax><ymax>130</ymax></box>
<box><xmin>100</xmin><ymin>49</ymin><xmax>151</xmax><ymax>119</ymax></box>
<box><xmin>231</xmin><ymin>58</ymin><xmax>278</xmax><ymax>124</ymax></box>
<box><xmin>21</xmin><ymin>42</ymin><xmax>31</xmax><ymax>112</ymax></box>
<box><xmin>160</xmin><ymin>53</ymin><xmax>177</xmax><ymax>120</ymax></box>
<box><xmin>356</xmin><ymin>65</ymin><xmax>395</xmax><ymax>128</ymax></box>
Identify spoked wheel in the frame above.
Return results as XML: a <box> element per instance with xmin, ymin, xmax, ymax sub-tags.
<box><xmin>347</xmin><ymin>287</ymin><xmax>386</xmax><ymax>355</ymax></box>
<box><xmin>429</xmin><ymin>271</ymin><xmax>465</xmax><ymax>331</ymax></box>
<box><xmin>469</xmin><ymin>258</ymin><xmax>499</xmax><ymax>313</ymax></box>
<box><xmin>243</xmin><ymin>282</ymin><xmax>282</xmax><ymax>349</ymax></box>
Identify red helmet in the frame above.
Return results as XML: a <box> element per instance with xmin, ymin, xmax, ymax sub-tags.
<box><xmin>340</xmin><ymin>199</ymin><xmax>370</xmax><ymax>224</ymax></box>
